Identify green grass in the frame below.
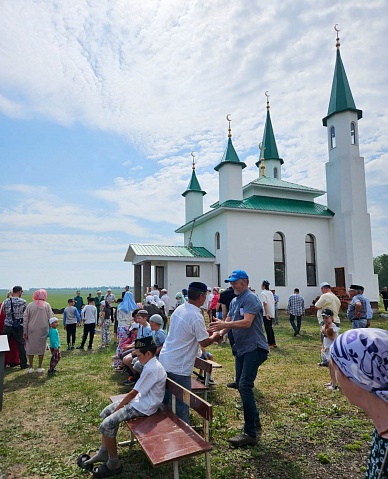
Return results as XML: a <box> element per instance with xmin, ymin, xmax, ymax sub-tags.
<box><xmin>1</xmin><ymin>314</ymin><xmax>387</xmax><ymax>478</ymax></box>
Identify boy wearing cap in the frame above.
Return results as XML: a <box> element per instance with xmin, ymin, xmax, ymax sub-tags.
<box><xmin>159</xmin><ymin>281</ymin><xmax>223</xmax><ymax>423</ymax></box>
<box><xmin>209</xmin><ymin>270</ymin><xmax>269</xmax><ymax>446</ymax></box>
<box><xmin>79</xmin><ymin>336</ymin><xmax>166</xmax><ymax>478</ymax></box>
<box><xmin>63</xmin><ymin>298</ymin><xmax>81</xmax><ymax>350</ymax></box>
<box><xmin>48</xmin><ymin>317</ymin><xmax>61</xmax><ymax>375</ymax></box>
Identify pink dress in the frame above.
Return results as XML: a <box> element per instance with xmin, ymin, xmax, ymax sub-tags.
<box><xmin>23</xmin><ymin>301</ymin><xmax>53</xmax><ymax>355</ymax></box>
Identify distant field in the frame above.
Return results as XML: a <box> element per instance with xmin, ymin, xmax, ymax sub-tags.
<box><xmin>0</xmin><ymin>288</ymin><xmax>126</xmax><ymax>309</ymax></box>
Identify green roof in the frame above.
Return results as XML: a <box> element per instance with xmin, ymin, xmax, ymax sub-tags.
<box><xmin>322</xmin><ymin>48</ymin><xmax>362</xmax><ymax>126</ymax></box>
<box><xmin>213</xmin><ymin>195</ymin><xmax>334</xmax><ymax>216</ymax></box>
<box><xmin>214</xmin><ymin>138</ymin><xmax>246</xmax><ymax>171</ymax></box>
<box><xmin>182</xmin><ymin>169</ymin><xmax>206</xmax><ymax>197</ymax></box>
<box><xmin>256</xmin><ymin>109</ymin><xmax>284</xmax><ymax>167</ymax></box>
<box><xmin>128</xmin><ymin>244</ymin><xmax>215</xmax><ymax>258</ymax></box>
<box><xmin>245</xmin><ymin>176</ymin><xmax>325</xmax><ymax>195</ymax></box>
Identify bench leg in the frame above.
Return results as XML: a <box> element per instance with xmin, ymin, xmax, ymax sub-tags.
<box><xmin>173</xmin><ymin>460</ymin><xmax>179</xmax><ymax>479</ymax></box>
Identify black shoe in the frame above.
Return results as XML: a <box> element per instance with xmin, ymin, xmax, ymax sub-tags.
<box><xmin>87</xmin><ymin>346</ymin><xmax>93</xmax><ymax>350</ymax></box>
<box><xmin>293</xmin><ymin>330</ymin><xmax>298</xmax><ymax>336</ymax></box>
<box><xmin>318</xmin><ymin>362</ymin><xmax>328</xmax><ymax>367</ymax></box>
<box><xmin>123</xmin><ymin>379</ymin><xmax>135</xmax><ymax>386</ymax></box>
<box><xmin>67</xmin><ymin>346</ymin><xmax>72</xmax><ymax>351</ymax></box>
<box><xmin>76</xmin><ymin>346</ymin><xmax>84</xmax><ymax>350</ymax></box>
<box><xmin>20</xmin><ymin>364</ymin><xmax>28</xmax><ymax>370</ymax></box>
<box><xmin>227</xmin><ymin>382</ymin><xmax>237</xmax><ymax>389</ymax></box>
<box><xmin>228</xmin><ymin>433</ymin><xmax>257</xmax><ymax>447</ymax></box>
<box><xmin>71</xmin><ymin>346</ymin><xmax>75</xmax><ymax>350</ymax></box>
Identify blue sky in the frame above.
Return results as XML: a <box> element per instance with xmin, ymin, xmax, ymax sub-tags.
<box><xmin>1</xmin><ymin>0</ymin><xmax>387</xmax><ymax>289</ymax></box>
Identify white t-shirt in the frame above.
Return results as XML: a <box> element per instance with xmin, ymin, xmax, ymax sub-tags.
<box><xmin>151</xmin><ymin>289</ymin><xmax>160</xmax><ymax>298</ymax></box>
<box><xmin>261</xmin><ymin>290</ymin><xmax>275</xmax><ymax>318</ymax></box>
<box><xmin>81</xmin><ymin>305</ymin><xmax>97</xmax><ymax>324</ymax></box>
<box><xmin>161</xmin><ymin>294</ymin><xmax>171</xmax><ymax>314</ymax></box>
<box><xmin>159</xmin><ymin>302</ymin><xmax>209</xmax><ymax>376</ymax></box>
<box><xmin>131</xmin><ymin>357</ymin><xmax>167</xmax><ymax>416</ymax></box>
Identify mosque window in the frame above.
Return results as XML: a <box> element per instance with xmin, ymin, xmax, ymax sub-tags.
<box><xmin>273</xmin><ymin>232</ymin><xmax>286</xmax><ymax>286</ymax></box>
<box><xmin>330</xmin><ymin>126</ymin><xmax>336</xmax><ymax>149</ymax></box>
<box><xmin>305</xmin><ymin>234</ymin><xmax>317</xmax><ymax>286</ymax></box>
<box><xmin>186</xmin><ymin>265</ymin><xmax>200</xmax><ymax>277</ymax></box>
<box><xmin>350</xmin><ymin>122</ymin><xmax>356</xmax><ymax>145</ymax></box>
<box><xmin>273</xmin><ymin>167</ymin><xmax>278</xmax><ymax>179</ymax></box>
<box><xmin>215</xmin><ymin>232</ymin><xmax>220</xmax><ymax>250</ymax></box>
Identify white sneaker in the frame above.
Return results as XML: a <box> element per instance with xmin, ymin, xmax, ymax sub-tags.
<box><xmin>28</xmin><ymin>368</ymin><xmax>34</xmax><ymax>374</ymax></box>
<box><xmin>327</xmin><ymin>385</ymin><xmax>338</xmax><ymax>390</ymax></box>
<box><xmin>37</xmin><ymin>368</ymin><xmax>45</xmax><ymax>373</ymax></box>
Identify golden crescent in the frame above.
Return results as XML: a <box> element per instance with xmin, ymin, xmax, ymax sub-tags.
<box><xmin>334</xmin><ymin>24</ymin><xmax>340</xmax><ymax>32</ymax></box>
<box><xmin>259</xmin><ymin>142</ymin><xmax>263</xmax><ymax>149</ymax></box>
<box><xmin>226</xmin><ymin>114</ymin><xmax>231</xmax><ymax>122</ymax></box>
<box><xmin>265</xmin><ymin>91</ymin><xmax>269</xmax><ymax>97</ymax></box>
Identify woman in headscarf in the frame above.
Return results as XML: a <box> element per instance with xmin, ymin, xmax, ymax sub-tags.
<box><xmin>330</xmin><ymin>328</ymin><xmax>388</xmax><ymax>478</ymax></box>
<box><xmin>175</xmin><ymin>292</ymin><xmax>185</xmax><ymax>309</ymax></box>
<box><xmin>113</xmin><ymin>291</ymin><xmax>137</xmax><ymax>366</ymax></box>
<box><xmin>23</xmin><ymin>289</ymin><xmax>54</xmax><ymax>373</ymax></box>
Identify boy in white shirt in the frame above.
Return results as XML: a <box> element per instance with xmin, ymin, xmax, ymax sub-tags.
<box><xmin>78</xmin><ymin>336</ymin><xmax>166</xmax><ymax>477</ymax></box>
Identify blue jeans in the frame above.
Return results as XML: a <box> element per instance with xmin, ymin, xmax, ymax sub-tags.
<box><xmin>163</xmin><ymin>372</ymin><xmax>192</xmax><ymax>424</ymax></box>
<box><xmin>352</xmin><ymin>319</ymin><xmax>367</xmax><ymax>329</ymax></box>
<box><xmin>235</xmin><ymin>348</ymin><xmax>268</xmax><ymax>438</ymax></box>
<box><xmin>289</xmin><ymin>314</ymin><xmax>302</xmax><ymax>332</ymax></box>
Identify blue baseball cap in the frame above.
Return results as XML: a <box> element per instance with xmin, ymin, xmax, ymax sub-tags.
<box><xmin>224</xmin><ymin>270</ymin><xmax>249</xmax><ymax>283</ymax></box>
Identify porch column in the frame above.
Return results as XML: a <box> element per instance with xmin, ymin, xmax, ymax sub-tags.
<box><xmin>134</xmin><ymin>264</ymin><xmax>142</xmax><ymax>303</ymax></box>
<box><xmin>143</xmin><ymin>261</ymin><xmax>151</xmax><ymax>299</ymax></box>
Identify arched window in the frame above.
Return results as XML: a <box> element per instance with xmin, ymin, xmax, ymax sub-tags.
<box><xmin>330</xmin><ymin>126</ymin><xmax>336</xmax><ymax>149</ymax></box>
<box><xmin>350</xmin><ymin>122</ymin><xmax>356</xmax><ymax>145</ymax></box>
<box><xmin>305</xmin><ymin>234</ymin><xmax>317</xmax><ymax>286</ymax></box>
<box><xmin>215</xmin><ymin>232</ymin><xmax>220</xmax><ymax>250</ymax></box>
<box><xmin>273</xmin><ymin>167</ymin><xmax>278</xmax><ymax>179</ymax></box>
<box><xmin>273</xmin><ymin>232</ymin><xmax>285</xmax><ymax>286</ymax></box>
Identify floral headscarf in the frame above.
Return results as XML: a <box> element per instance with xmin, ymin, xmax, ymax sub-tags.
<box><xmin>32</xmin><ymin>289</ymin><xmax>48</xmax><ymax>309</ymax></box>
<box><xmin>331</xmin><ymin>328</ymin><xmax>388</xmax><ymax>404</ymax></box>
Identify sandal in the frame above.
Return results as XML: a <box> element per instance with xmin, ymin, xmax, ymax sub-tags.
<box><xmin>77</xmin><ymin>453</ymin><xmax>93</xmax><ymax>471</ymax></box>
<box><xmin>93</xmin><ymin>463</ymin><xmax>123</xmax><ymax>478</ymax></box>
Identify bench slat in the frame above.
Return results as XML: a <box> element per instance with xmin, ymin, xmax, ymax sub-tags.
<box><xmin>127</xmin><ymin>411</ymin><xmax>212</xmax><ymax>466</ymax></box>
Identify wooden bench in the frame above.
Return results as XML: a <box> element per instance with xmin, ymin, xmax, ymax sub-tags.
<box><xmin>111</xmin><ymin>377</ymin><xmax>213</xmax><ymax>478</ymax></box>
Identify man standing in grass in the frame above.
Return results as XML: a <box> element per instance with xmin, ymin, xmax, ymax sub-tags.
<box><xmin>74</xmin><ymin>290</ymin><xmax>84</xmax><ymax>316</ymax></box>
<box><xmin>209</xmin><ymin>270</ymin><xmax>269</xmax><ymax>447</ymax></box>
<box><xmin>286</xmin><ymin>288</ymin><xmax>305</xmax><ymax>336</ymax></box>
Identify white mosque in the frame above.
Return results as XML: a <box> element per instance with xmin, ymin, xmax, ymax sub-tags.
<box><xmin>124</xmin><ymin>31</ymin><xmax>379</xmax><ymax>308</ymax></box>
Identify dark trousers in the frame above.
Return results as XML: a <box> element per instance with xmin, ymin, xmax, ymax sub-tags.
<box><xmin>384</xmin><ymin>299</ymin><xmax>388</xmax><ymax>311</ymax></box>
<box><xmin>289</xmin><ymin>314</ymin><xmax>302</xmax><ymax>332</ymax></box>
<box><xmin>263</xmin><ymin>317</ymin><xmax>276</xmax><ymax>346</ymax></box>
<box><xmin>1</xmin><ymin>325</ymin><xmax>27</xmax><ymax>368</ymax></box>
<box><xmin>80</xmin><ymin>323</ymin><xmax>95</xmax><ymax>348</ymax></box>
<box><xmin>49</xmin><ymin>348</ymin><xmax>61</xmax><ymax>370</ymax></box>
<box><xmin>163</xmin><ymin>372</ymin><xmax>191</xmax><ymax>424</ymax></box>
<box><xmin>235</xmin><ymin>348</ymin><xmax>268</xmax><ymax>437</ymax></box>
<box><xmin>66</xmin><ymin>323</ymin><xmax>77</xmax><ymax>346</ymax></box>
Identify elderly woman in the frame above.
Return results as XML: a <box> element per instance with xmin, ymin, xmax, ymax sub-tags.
<box><xmin>330</xmin><ymin>328</ymin><xmax>388</xmax><ymax>478</ymax></box>
<box><xmin>23</xmin><ymin>289</ymin><xmax>54</xmax><ymax>373</ymax></box>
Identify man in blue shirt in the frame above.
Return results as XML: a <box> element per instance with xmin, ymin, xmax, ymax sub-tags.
<box><xmin>347</xmin><ymin>285</ymin><xmax>367</xmax><ymax>329</ymax></box>
<box><xmin>209</xmin><ymin>270</ymin><xmax>268</xmax><ymax>446</ymax></box>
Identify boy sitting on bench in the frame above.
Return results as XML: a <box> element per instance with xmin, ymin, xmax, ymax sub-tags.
<box><xmin>78</xmin><ymin>336</ymin><xmax>166</xmax><ymax>478</ymax></box>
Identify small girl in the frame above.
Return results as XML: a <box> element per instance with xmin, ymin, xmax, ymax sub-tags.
<box><xmin>99</xmin><ymin>301</ymin><xmax>111</xmax><ymax>348</ymax></box>
<box><xmin>321</xmin><ymin>308</ymin><xmax>340</xmax><ymax>390</ymax></box>
<box><xmin>48</xmin><ymin>317</ymin><xmax>61</xmax><ymax>375</ymax></box>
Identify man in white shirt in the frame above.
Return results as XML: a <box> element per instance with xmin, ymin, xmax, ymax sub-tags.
<box><xmin>261</xmin><ymin>280</ymin><xmax>277</xmax><ymax>348</ymax></box>
<box><xmin>160</xmin><ymin>289</ymin><xmax>171</xmax><ymax>316</ymax></box>
<box><xmin>159</xmin><ymin>281</ymin><xmax>222</xmax><ymax>423</ymax></box>
<box><xmin>77</xmin><ymin>298</ymin><xmax>97</xmax><ymax>350</ymax></box>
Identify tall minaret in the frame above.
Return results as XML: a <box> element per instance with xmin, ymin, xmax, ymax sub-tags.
<box><xmin>256</xmin><ymin>92</ymin><xmax>284</xmax><ymax>179</ymax></box>
<box><xmin>322</xmin><ymin>26</ymin><xmax>378</xmax><ymax>300</ymax></box>
<box><xmin>182</xmin><ymin>152</ymin><xmax>206</xmax><ymax>224</ymax></box>
<box><xmin>214</xmin><ymin>115</ymin><xmax>246</xmax><ymax>204</ymax></box>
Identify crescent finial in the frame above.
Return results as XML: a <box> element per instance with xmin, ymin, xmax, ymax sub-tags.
<box><xmin>334</xmin><ymin>24</ymin><xmax>340</xmax><ymax>33</ymax></box>
<box><xmin>265</xmin><ymin>91</ymin><xmax>269</xmax><ymax>98</ymax></box>
<box><xmin>334</xmin><ymin>24</ymin><xmax>340</xmax><ymax>48</ymax></box>
<box><xmin>226</xmin><ymin>114</ymin><xmax>232</xmax><ymax>138</ymax></box>
<box><xmin>191</xmin><ymin>151</ymin><xmax>195</xmax><ymax>170</ymax></box>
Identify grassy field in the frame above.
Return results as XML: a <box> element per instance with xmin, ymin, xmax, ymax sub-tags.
<box><xmin>1</xmin><ymin>312</ymin><xmax>387</xmax><ymax>479</ymax></box>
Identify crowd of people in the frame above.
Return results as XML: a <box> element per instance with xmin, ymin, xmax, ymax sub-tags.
<box><xmin>1</xmin><ymin>278</ymin><xmax>387</xmax><ymax>478</ymax></box>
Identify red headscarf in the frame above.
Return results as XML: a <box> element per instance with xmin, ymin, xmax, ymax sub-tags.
<box><xmin>32</xmin><ymin>289</ymin><xmax>47</xmax><ymax>309</ymax></box>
